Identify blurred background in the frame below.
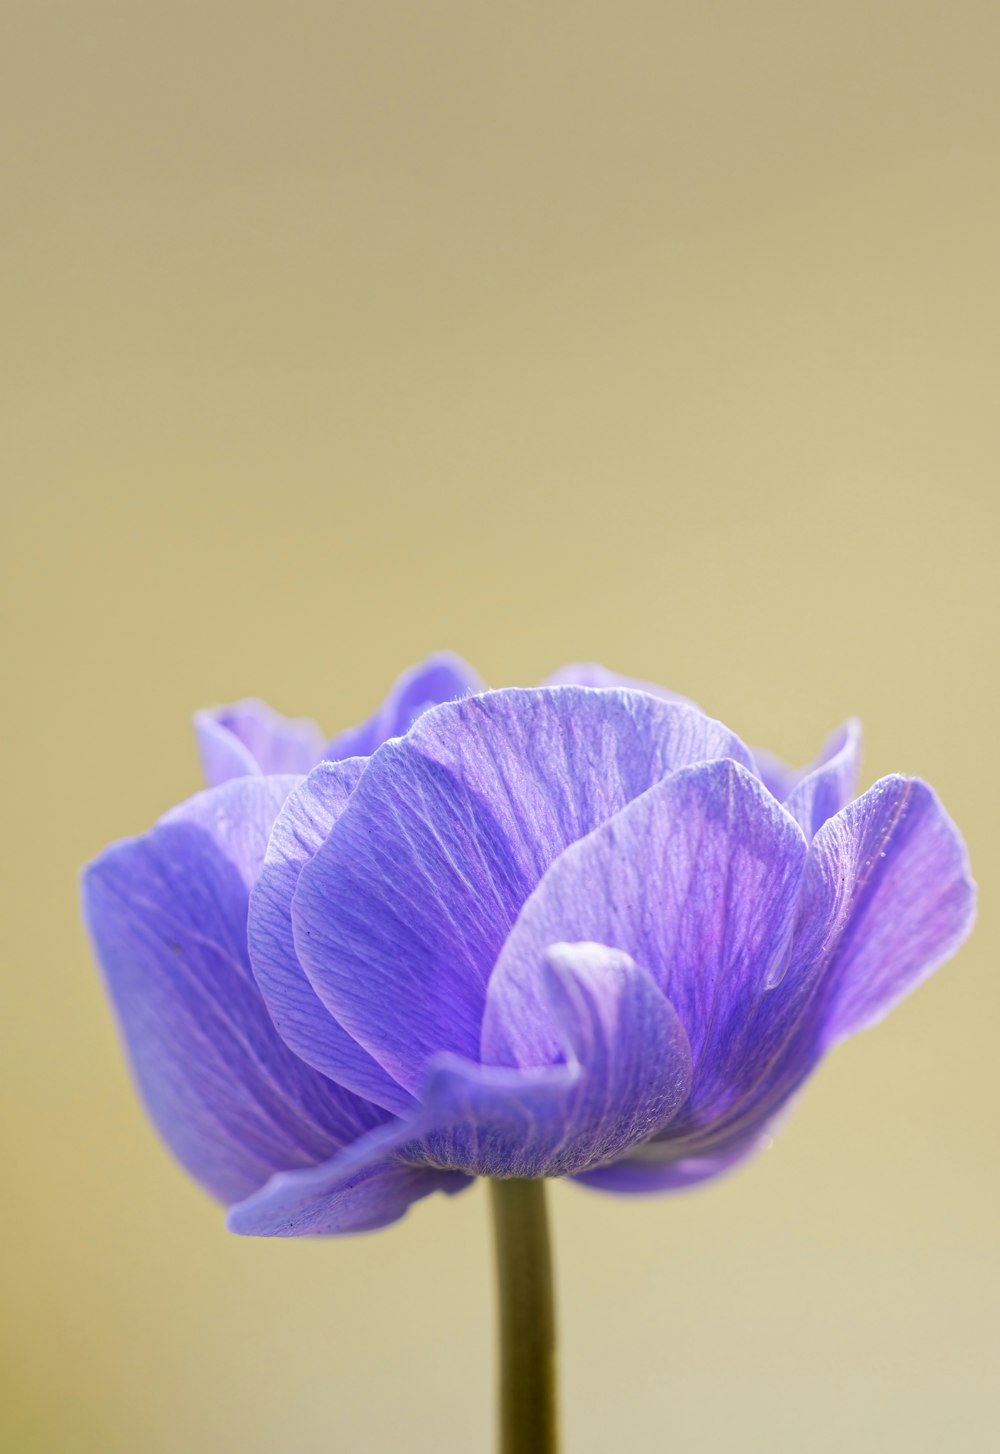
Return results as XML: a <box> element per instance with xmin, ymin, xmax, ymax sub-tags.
<box><xmin>3</xmin><ymin>3</ymin><xmax>997</xmax><ymax>1451</ymax></box>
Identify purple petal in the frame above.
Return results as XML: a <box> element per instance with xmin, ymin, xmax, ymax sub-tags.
<box><xmin>782</xmin><ymin>719</ymin><xmax>862</xmax><ymax>837</ymax></box>
<box><xmin>483</xmin><ymin>759</ymin><xmax>808</xmax><ymax>1134</ymax></box>
<box><xmin>581</xmin><ymin>773</ymin><xmax>976</xmax><ymax>1182</ymax></box>
<box><xmin>292</xmin><ymin>688</ymin><xmax>755</xmax><ymax>1096</ymax></box>
<box><xmin>804</xmin><ymin>776</ymin><xmax>976</xmax><ymax>1047</ymax></box>
<box><xmin>575</xmin><ymin>1119</ymin><xmax>779</xmax><ymax>1193</ymax></box>
<box><xmin>408</xmin><ymin>944</ymin><xmax>692</xmax><ymax>1177</ymax></box>
<box><xmin>753</xmin><ymin>719</ymin><xmax>862</xmax><ymax>821</ymax></box>
<box><xmin>752</xmin><ymin>748</ymin><xmax>801</xmax><ymax>803</ymax></box>
<box><xmin>324</xmin><ymin>652</ymin><xmax>486</xmax><ymax>761</ymax></box>
<box><xmin>229</xmin><ymin>943</ymin><xmax>692</xmax><ymax>1230</ymax></box>
<box><xmin>248</xmin><ymin>762</ymin><xmax>415</xmax><ymax>1114</ymax></box>
<box><xmin>82</xmin><ymin>776</ymin><xmax>387</xmax><ymax>1206</ymax></box>
<box><xmin>195</xmin><ymin>700</ymin><xmax>325</xmax><ymax>786</ymax></box>
<box><xmin>227</xmin><ymin>1118</ymin><xmax>470</xmax><ymax>1237</ymax></box>
<box><xmin>542</xmin><ymin>662</ymin><xmax>694</xmax><ymax>707</ymax></box>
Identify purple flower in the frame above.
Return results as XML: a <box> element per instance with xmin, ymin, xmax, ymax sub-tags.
<box><xmin>83</xmin><ymin>657</ymin><xmax>975</xmax><ymax>1236</ymax></box>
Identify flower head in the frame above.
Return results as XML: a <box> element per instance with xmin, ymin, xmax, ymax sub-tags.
<box><xmin>83</xmin><ymin>656</ymin><xmax>975</xmax><ymax>1235</ymax></box>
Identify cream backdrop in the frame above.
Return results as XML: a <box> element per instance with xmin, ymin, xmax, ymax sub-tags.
<box><xmin>3</xmin><ymin>4</ymin><xmax>997</xmax><ymax>1452</ymax></box>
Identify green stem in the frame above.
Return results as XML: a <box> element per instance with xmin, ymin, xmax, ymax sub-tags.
<box><xmin>489</xmin><ymin>1178</ymin><xmax>558</xmax><ymax>1454</ymax></box>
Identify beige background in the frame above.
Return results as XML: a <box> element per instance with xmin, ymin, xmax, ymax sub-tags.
<box><xmin>3</xmin><ymin>4</ymin><xmax>997</xmax><ymax>1451</ymax></box>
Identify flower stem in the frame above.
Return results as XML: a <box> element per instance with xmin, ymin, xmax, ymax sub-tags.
<box><xmin>489</xmin><ymin>1178</ymin><xmax>558</xmax><ymax>1454</ymax></box>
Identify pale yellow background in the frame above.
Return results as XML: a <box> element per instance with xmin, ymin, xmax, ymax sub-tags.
<box><xmin>3</xmin><ymin>4</ymin><xmax>997</xmax><ymax>1451</ymax></box>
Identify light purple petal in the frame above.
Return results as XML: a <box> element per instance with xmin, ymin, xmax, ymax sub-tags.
<box><xmin>753</xmin><ymin>719</ymin><xmax>862</xmax><ymax>821</ymax></box>
<box><xmin>752</xmin><ymin>748</ymin><xmax>801</xmax><ymax>804</ymax></box>
<box><xmin>782</xmin><ymin>719</ymin><xmax>862</xmax><ymax>838</ymax></box>
<box><xmin>248</xmin><ymin>761</ymin><xmax>414</xmax><ymax>1115</ymax></box>
<box><xmin>195</xmin><ymin>700</ymin><xmax>325</xmax><ymax>786</ymax></box>
<box><xmin>542</xmin><ymin>662</ymin><xmax>694</xmax><ymax>707</ymax></box>
<box><xmin>634</xmin><ymin>776</ymin><xmax>978</xmax><ymax>1165</ymax></box>
<box><xmin>803</xmin><ymin>776</ymin><xmax>976</xmax><ymax>1047</ymax></box>
<box><xmin>227</xmin><ymin>1118</ymin><xmax>470</xmax><ymax>1237</ymax></box>
<box><xmin>407</xmin><ymin>944</ymin><xmax>692</xmax><ymax>1177</ymax></box>
<box><xmin>229</xmin><ymin>943</ymin><xmax>691</xmax><ymax>1229</ymax></box>
<box><xmin>324</xmin><ymin>652</ymin><xmax>486</xmax><ymax>760</ymax></box>
<box><xmin>576</xmin><ymin>773</ymin><xmax>975</xmax><ymax>1180</ymax></box>
<box><xmin>483</xmin><ymin>759</ymin><xmax>808</xmax><ymax>1139</ymax></box>
<box><xmin>292</xmin><ymin>688</ymin><xmax>755</xmax><ymax>1096</ymax></box>
<box><xmin>82</xmin><ymin>776</ymin><xmax>387</xmax><ymax>1206</ymax></box>
<box><xmin>575</xmin><ymin>1119</ymin><xmax>778</xmax><ymax>1193</ymax></box>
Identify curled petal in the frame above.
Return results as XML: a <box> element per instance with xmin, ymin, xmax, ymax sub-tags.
<box><xmin>229</xmin><ymin>943</ymin><xmax>691</xmax><ymax>1232</ymax></box>
<box><xmin>195</xmin><ymin>700</ymin><xmax>324</xmax><ymax>786</ymax></box>
<box><xmin>82</xmin><ymin>776</ymin><xmax>386</xmax><ymax>1206</ymax></box>
<box><xmin>406</xmin><ymin>944</ymin><xmax>692</xmax><ymax>1178</ymax></box>
<box><xmin>484</xmin><ymin>758</ymin><xmax>808</xmax><ymax>1127</ymax></box>
<box><xmin>292</xmin><ymin>688</ymin><xmax>754</xmax><ymax>1095</ymax></box>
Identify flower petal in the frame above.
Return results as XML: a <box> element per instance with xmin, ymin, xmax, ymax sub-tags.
<box><xmin>194</xmin><ymin>700</ymin><xmax>325</xmax><ymax>786</ymax></box>
<box><xmin>227</xmin><ymin>1120</ymin><xmax>470</xmax><ymax>1237</ymax></box>
<box><xmin>782</xmin><ymin>719</ymin><xmax>862</xmax><ymax>838</ymax></box>
<box><xmin>483</xmin><ymin>758</ymin><xmax>808</xmax><ymax>1133</ymax></box>
<box><xmin>324</xmin><ymin>652</ymin><xmax>486</xmax><ymax>760</ymax></box>
<box><xmin>248</xmin><ymin>762</ymin><xmax>414</xmax><ymax>1114</ymax></box>
<box><xmin>292</xmin><ymin>688</ymin><xmax>754</xmax><ymax>1095</ymax></box>
<box><xmin>575</xmin><ymin>1119</ymin><xmax>778</xmax><ymax>1193</ymax></box>
<box><xmin>803</xmin><ymin>776</ymin><xmax>976</xmax><ymax>1047</ymax></box>
<box><xmin>751</xmin><ymin>748</ymin><xmax>801</xmax><ymax>804</ymax></box>
<box><xmin>753</xmin><ymin>719</ymin><xmax>862</xmax><ymax>821</ymax></box>
<box><xmin>82</xmin><ymin>776</ymin><xmax>387</xmax><ymax>1206</ymax></box>
<box><xmin>577</xmin><ymin>775</ymin><xmax>975</xmax><ymax>1177</ymax></box>
<box><xmin>407</xmin><ymin>944</ymin><xmax>692</xmax><ymax>1177</ymax></box>
<box><xmin>229</xmin><ymin>943</ymin><xmax>692</xmax><ymax>1230</ymax></box>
